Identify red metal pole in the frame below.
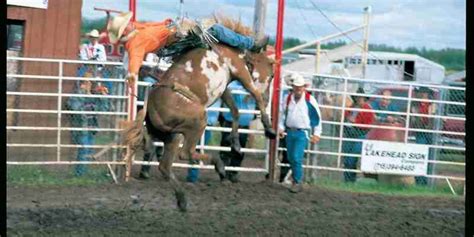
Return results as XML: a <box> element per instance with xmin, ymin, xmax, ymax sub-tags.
<box><xmin>125</xmin><ymin>0</ymin><xmax>137</xmax><ymax>182</ymax></box>
<box><xmin>128</xmin><ymin>0</ymin><xmax>137</xmax><ymax>121</ymax></box>
<box><xmin>268</xmin><ymin>0</ymin><xmax>285</xmax><ymax>182</ymax></box>
<box><xmin>129</xmin><ymin>0</ymin><xmax>136</xmax><ymax>22</ymax></box>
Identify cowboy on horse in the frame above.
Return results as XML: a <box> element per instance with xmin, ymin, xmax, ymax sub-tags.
<box><xmin>116</xmin><ymin>12</ymin><xmax>276</xmax><ymax>211</ymax></box>
<box><xmin>107</xmin><ymin>12</ymin><xmax>269</xmax><ymax>89</ymax></box>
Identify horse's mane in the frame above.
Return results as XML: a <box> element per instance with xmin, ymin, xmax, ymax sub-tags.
<box><xmin>212</xmin><ymin>14</ymin><xmax>254</xmax><ymax>37</ymax></box>
<box><xmin>177</xmin><ymin>14</ymin><xmax>254</xmax><ymax>37</ymax></box>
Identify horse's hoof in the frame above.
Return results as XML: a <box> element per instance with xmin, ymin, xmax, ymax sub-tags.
<box><xmin>175</xmin><ymin>190</ymin><xmax>187</xmax><ymax>212</ymax></box>
<box><xmin>230</xmin><ymin>143</ymin><xmax>242</xmax><ymax>155</ymax></box>
<box><xmin>264</xmin><ymin>128</ymin><xmax>277</xmax><ymax>139</ymax></box>
<box><xmin>211</xmin><ymin>157</ymin><xmax>226</xmax><ymax>179</ymax></box>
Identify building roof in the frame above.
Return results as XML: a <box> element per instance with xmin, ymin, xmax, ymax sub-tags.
<box><xmin>445</xmin><ymin>70</ymin><xmax>465</xmax><ymax>82</ymax></box>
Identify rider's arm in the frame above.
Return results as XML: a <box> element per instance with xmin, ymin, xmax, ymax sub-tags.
<box><xmin>126</xmin><ymin>43</ymin><xmax>146</xmax><ymax>75</ymax></box>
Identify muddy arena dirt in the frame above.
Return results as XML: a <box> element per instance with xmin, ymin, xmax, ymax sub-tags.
<box><xmin>7</xmin><ymin>169</ymin><xmax>464</xmax><ymax>236</ymax></box>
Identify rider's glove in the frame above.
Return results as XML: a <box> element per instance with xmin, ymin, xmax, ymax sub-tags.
<box><xmin>126</xmin><ymin>72</ymin><xmax>137</xmax><ymax>89</ymax></box>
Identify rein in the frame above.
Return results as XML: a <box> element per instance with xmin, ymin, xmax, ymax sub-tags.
<box><xmin>155</xmin><ymin>82</ymin><xmax>201</xmax><ymax>102</ymax></box>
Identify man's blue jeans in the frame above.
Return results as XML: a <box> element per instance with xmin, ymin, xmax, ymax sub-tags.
<box><xmin>209</xmin><ymin>24</ymin><xmax>254</xmax><ymax>50</ymax></box>
<box><xmin>342</xmin><ymin>127</ymin><xmax>367</xmax><ymax>182</ymax></box>
<box><xmin>73</xmin><ymin>133</ymin><xmax>95</xmax><ymax>176</ymax></box>
<box><xmin>186</xmin><ymin>130</ymin><xmax>212</xmax><ymax>183</ymax></box>
<box><xmin>285</xmin><ymin>129</ymin><xmax>309</xmax><ymax>184</ymax></box>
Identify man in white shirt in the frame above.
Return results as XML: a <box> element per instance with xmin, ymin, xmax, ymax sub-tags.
<box><xmin>79</xmin><ymin>29</ymin><xmax>107</xmax><ymax>62</ymax></box>
<box><xmin>278</xmin><ymin>73</ymin><xmax>322</xmax><ymax>193</ymax></box>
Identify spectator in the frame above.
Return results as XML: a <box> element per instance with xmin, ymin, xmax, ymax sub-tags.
<box><xmin>78</xmin><ymin>29</ymin><xmax>110</xmax><ymax>91</ymax></box>
<box><xmin>186</xmin><ymin>99</ymin><xmax>223</xmax><ymax>183</ymax></box>
<box><xmin>412</xmin><ymin>87</ymin><xmax>436</xmax><ymax>185</ymax></box>
<box><xmin>371</xmin><ymin>89</ymin><xmax>400</xmax><ymax>124</ymax></box>
<box><xmin>218</xmin><ymin>81</ymin><xmax>257</xmax><ymax>183</ymax></box>
<box><xmin>342</xmin><ymin>87</ymin><xmax>375</xmax><ymax>182</ymax></box>
<box><xmin>67</xmin><ymin>75</ymin><xmax>110</xmax><ymax>176</ymax></box>
<box><xmin>278</xmin><ymin>73</ymin><xmax>322</xmax><ymax>193</ymax></box>
<box><xmin>79</xmin><ymin>29</ymin><xmax>107</xmax><ymax>62</ymax></box>
<box><xmin>107</xmin><ymin>12</ymin><xmax>269</xmax><ymax>89</ymax></box>
<box><xmin>78</xmin><ymin>29</ymin><xmax>107</xmax><ymax>74</ymax></box>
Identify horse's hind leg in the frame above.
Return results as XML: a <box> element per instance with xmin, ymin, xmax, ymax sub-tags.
<box><xmin>180</xmin><ymin>119</ymin><xmax>226</xmax><ymax>180</ymax></box>
<box><xmin>158</xmin><ymin>134</ymin><xmax>181</xmax><ymax>181</ymax></box>
<box><xmin>158</xmin><ymin>133</ymin><xmax>188</xmax><ymax>211</ymax></box>
<box><xmin>139</xmin><ymin>130</ymin><xmax>156</xmax><ymax>179</ymax></box>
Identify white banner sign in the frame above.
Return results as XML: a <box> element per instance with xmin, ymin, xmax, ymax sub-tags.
<box><xmin>7</xmin><ymin>0</ymin><xmax>48</xmax><ymax>9</ymax></box>
<box><xmin>361</xmin><ymin>140</ymin><xmax>428</xmax><ymax>176</ymax></box>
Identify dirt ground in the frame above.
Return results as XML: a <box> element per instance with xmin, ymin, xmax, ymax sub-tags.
<box><xmin>7</xmin><ymin>168</ymin><xmax>465</xmax><ymax>237</ymax></box>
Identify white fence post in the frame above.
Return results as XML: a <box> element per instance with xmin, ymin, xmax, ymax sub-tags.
<box><xmin>57</xmin><ymin>61</ymin><xmax>63</xmax><ymax>162</ymax></box>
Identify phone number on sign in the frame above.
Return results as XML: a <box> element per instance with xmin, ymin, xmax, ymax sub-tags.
<box><xmin>373</xmin><ymin>163</ymin><xmax>415</xmax><ymax>172</ymax></box>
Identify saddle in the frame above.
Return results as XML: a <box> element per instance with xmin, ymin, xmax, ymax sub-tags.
<box><xmin>157</xmin><ymin>23</ymin><xmax>217</xmax><ymax>58</ymax></box>
<box><xmin>156</xmin><ymin>33</ymin><xmax>207</xmax><ymax>58</ymax></box>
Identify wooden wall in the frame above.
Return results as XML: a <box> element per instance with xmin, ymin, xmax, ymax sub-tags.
<box><xmin>7</xmin><ymin>0</ymin><xmax>83</xmax><ymax>148</ymax></box>
<box><xmin>7</xmin><ymin>0</ymin><xmax>83</xmax><ymax>60</ymax></box>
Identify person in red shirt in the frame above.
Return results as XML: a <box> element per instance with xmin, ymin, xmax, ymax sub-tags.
<box><xmin>411</xmin><ymin>87</ymin><xmax>436</xmax><ymax>185</ymax></box>
<box><xmin>342</xmin><ymin>87</ymin><xmax>375</xmax><ymax>182</ymax></box>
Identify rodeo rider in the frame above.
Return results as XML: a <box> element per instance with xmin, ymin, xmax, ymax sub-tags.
<box><xmin>107</xmin><ymin>12</ymin><xmax>269</xmax><ymax>90</ymax></box>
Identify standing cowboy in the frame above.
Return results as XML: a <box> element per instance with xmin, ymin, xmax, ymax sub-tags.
<box><xmin>78</xmin><ymin>29</ymin><xmax>107</xmax><ymax>78</ymax></box>
<box><xmin>80</xmin><ymin>29</ymin><xmax>107</xmax><ymax>62</ymax></box>
<box><xmin>107</xmin><ymin>12</ymin><xmax>269</xmax><ymax>88</ymax></box>
<box><xmin>278</xmin><ymin>73</ymin><xmax>322</xmax><ymax>193</ymax></box>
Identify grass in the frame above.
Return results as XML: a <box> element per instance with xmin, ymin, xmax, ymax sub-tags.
<box><xmin>7</xmin><ymin>165</ymin><xmax>114</xmax><ymax>187</ymax></box>
<box><xmin>309</xmin><ymin>176</ymin><xmax>463</xmax><ymax>198</ymax></box>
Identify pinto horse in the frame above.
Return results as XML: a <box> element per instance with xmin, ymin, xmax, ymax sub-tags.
<box><xmin>124</xmin><ymin>43</ymin><xmax>275</xmax><ymax>211</ymax></box>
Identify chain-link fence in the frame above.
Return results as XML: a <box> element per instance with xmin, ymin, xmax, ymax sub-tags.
<box><xmin>279</xmin><ymin>70</ymin><xmax>465</xmax><ymax>195</ymax></box>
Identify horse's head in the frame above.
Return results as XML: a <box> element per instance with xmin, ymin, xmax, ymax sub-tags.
<box><xmin>244</xmin><ymin>51</ymin><xmax>275</xmax><ymax>105</ymax></box>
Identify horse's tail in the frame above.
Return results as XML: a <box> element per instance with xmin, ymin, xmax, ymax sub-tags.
<box><xmin>122</xmin><ymin>109</ymin><xmax>146</xmax><ymax>151</ymax></box>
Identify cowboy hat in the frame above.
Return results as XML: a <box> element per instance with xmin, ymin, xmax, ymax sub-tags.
<box><xmin>291</xmin><ymin>73</ymin><xmax>306</xmax><ymax>87</ymax></box>
<box><xmin>107</xmin><ymin>12</ymin><xmax>133</xmax><ymax>44</ymax></box>
<box><xmin>86</xmin><ymin>29</ymin><xmax>100</xmax><ymax>38</ymax></box>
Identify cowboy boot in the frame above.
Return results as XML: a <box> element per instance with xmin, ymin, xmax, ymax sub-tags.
<box><xmin>250</xmin><ymin>35</ymin><xmax>269</xmax><ymax>52</ymax></box>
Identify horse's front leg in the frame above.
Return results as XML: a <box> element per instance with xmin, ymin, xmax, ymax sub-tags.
<box><xmin>221</xmin><ymin>88</ymin><xmax>242</xmax><ymax>154</ymax></box>
<box><xmin>234</xmin><ymin>79</ymin><xmax>277</xmax><ymax>139</ymax></box>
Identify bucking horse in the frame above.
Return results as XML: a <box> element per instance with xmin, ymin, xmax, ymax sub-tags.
<box><xmin>123</xmin><ymin>19</ymin><xmax>276</xmax><ymax>211</ymax></box>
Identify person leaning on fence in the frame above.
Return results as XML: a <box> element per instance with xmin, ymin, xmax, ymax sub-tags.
<box><xmin>411</xmin><ymin>86</ymin><xmax>436</xmax><ymax>186</ymax></box>
<box><xmin>67</xmin><ymin>75</ymin><xmax>110</xmax><ymax>176</ymax></box>
<box><xmin>217</xmin><ymin>81</ymin><xmax>257</xmax><ymax>183</ymax></box>
<box><xmin>106</xmin><ymin>12</ymin><xmax>269</xmax><ymax>89</ymax></box>
<box><xmin>342</xmin><ymin>87</ymin><xmax>375</xmax><ymax>183</ymax></box>
<box><xmin>278</xmin><ymin>73</ymin><xmax>322</xmax><ymax>193</ymax></box>
<box><xmin>371</xmin><ymin>89</ymin><xmax>400</xmax><ymax>124</ymax></box>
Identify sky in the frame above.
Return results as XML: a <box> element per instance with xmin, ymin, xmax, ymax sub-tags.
<box><xmin>82</xmin><ymin>0</ymin><xmax>466</xmax><ymax>50</ymax></box>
